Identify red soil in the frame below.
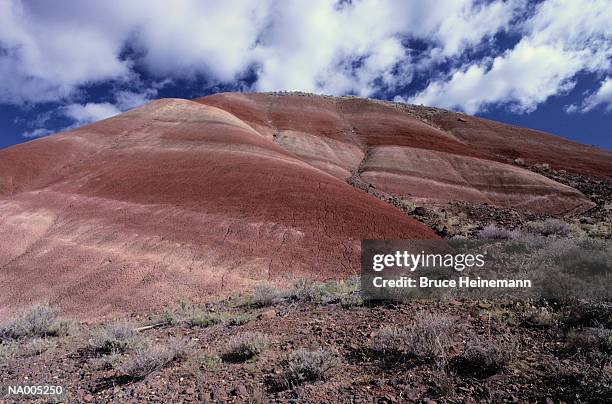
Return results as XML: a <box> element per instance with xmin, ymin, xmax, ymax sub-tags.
<box><xmin>0</xmin><ymin>93</ymin><xmax>609</xmax><ymax>319</ymax></box>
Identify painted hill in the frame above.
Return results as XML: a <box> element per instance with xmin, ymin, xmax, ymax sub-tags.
<box><xmin>0</xmin><ymin>92</ymin><xmax>609</xmax><ymax>318</ymax></box>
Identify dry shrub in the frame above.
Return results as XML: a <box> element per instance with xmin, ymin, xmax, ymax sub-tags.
<box><xmin>522</xmin><ymin>306</ymin><xmax>557</xmax><ymax>327</ymax></box>
<box><xmin>0</xmin><ymin>338</ymin><xmax>54</xmax><ymax>363</ymax></box>
<box><xmin>567</xmin><ymin>328</ymin><xmax>612</xmax><ymax>351</ymax></box>
<box><xmin>478</xmin><ymin>224</ymin><xmax>519</xmax><ymax>240</ymax></box>
<box><xmin>253</xmin><ymin>283</ymin><xmax>282</xmax><ymax>307</ymax></box>
<box><xmin>0</xmin><ymin>304</ymin><xmax>73</xmax><ymax>340</ymax></box>
<box><xmin>91</xmin><ymin>321</ymin><xmax>138</xmax><ymax>354</ymax></box>
<box><xmin>222</xmin><ymin>332</ymin><xmax>270</xmax><ymax>362</ymax></box>
<box><xmin>372</xmin><ymin>313</ymin><xmax>455</xmax><ymax>364</ymax></box>
<box><xmin>565</xmin><ymin>328</ymin><xmax>612</xmax><ymax>368</ymax></box>
<box><xmin>452</xmin><ymin>337</ymin><xmax>515</xmax><ymax>378</ymax></box>
<box><xmin>0</xmin><ymin>342</ymin><xmax>16</xmax><ymax>362</ymax></box>
<box><xmin>540</xmin><ymin>219</ymin><xmax>572</xmax><ymax>237</ymax></box>
<box><xmin>289</xmin><ymin>279</ymin><xmax>322</xmax><ymax>302</ymax></box>
<box><xmin>284</xmin><ymin>348</ymin><xmax>339</xmax><ymax>385</ymax></box>
<box><xmin>120</xmin><ymin>338</ymin><xmax>188</xmax><ymax>379</ymax></box>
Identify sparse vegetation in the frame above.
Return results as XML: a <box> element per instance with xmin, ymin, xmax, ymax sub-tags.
<box><xmin>565</xmin><ymin>328</ymin><xmax>612</xmax><ymax>368</ymax></box>
<box><xmin>0</xmin><ymin>338</ymin><xmax>53</xmax><ymax>363</ymax></box>
<box><xmin>373</xmin><ymin>313</ymin><xmax>455</xmax><ymax>364</ymax></box>
<box><xmin>0</xmin><ymin>342</ymin><xmax>16</xmax><ymax>362</ymax></box>
<box><xmin>188</xmin><ymin>351</ymin><xmax>223</xmax><ymax>371</ymax></box>
<box><xmin>525</xmin><ymin>218</ymin><xmax>572</xmax><ymax>237</ymax></box>
<box><xmin>399</xmin><ymin>198</ymin><xmax>417</xmax><ymax>213</ymax></box>
<box><xmin>253</xmin><ymin>283</ymin><xmax>283</xmax><ymax>307</ymax></box>
<box><xmin>478</xmin><ymin>224</ymin><xmax>519</xmax><ymax>240</ymax></box>
<box><xmin>97</xmin><ymin>353</ymin><xmax>125</xmax><ymax>371</ymax></box>
<box><xmin>338</xmin><ymin>293</ymin><xmax>365</xmax><ymax>308</ymax></box>
<box><xmin>222</xmin><ymin>332</ymin><xmax>270</xmax><ymax>362</ymax></box>
<box><xmin>289</xmin><ymin>278</ymin><xmax>321</xmax><ymax>302</ymax></box>
<box><xmin>0</xmin><ymin>304</ymin><xmax>73</xmax><ymax>340</ymax></box>
<box><xmin>284</xmin><ymin>348</ymin><xmax>338</xmax><ymax>385</ymax></box>
<box><xmin>90</xmin><ymin>321</ymin><xmax>138</xmax><ymax>354</ymax></box>
<box><xmin>187</xmin><ymin>308</ymin><xmax>222</xmax><ymax>328</ymax></box>
<box><xmin>120</xmin><ymin>339</ymin><xmax>188</xmax><ymax>379</ymax></box>
<box><xmin>522</xmin><ymin>306</ymin><xmax>557</xmax><ymax>327</ymax></box>
<box><xmin>452</xmin><ymin>337</ymin><xmax>515</xmax><ymax>378</ymax></box>
<box><xmin>227</xmin><ymin>313</ymin><xmax>253</xmax><ymax>326</ymax></box>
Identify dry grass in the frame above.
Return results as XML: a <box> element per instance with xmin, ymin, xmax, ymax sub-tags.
<box><xmin>452</xmin><ymin>337</ymin><xmax>515</xmax><ymax>378</ymax></box>
<box><xmin>0</xmin><ymin>304</ymin><xmax>73</xmax><ymax>340</ymax></box>
<box><xmin>284</xmin><ymin>348</ymin><xmax>339</xmax><ymax>385</ymax></box>
<box><xmin>222</xmin><ymin>332</ymin><xmax>270</xmax><ymax>362</ymax></box>
<box><xmin>0</xmin><ymin>338</ymin><xmax>54</xmax><ymax>363</ymax></box>
<box><xmin>373</xmin><ymin>313</ymin><xmax>455</xmax><ymax>364</ymax></box>
<box><xmin>478</xmin><ymin>224</ymin><xmax>519</xmax><ymax>240</ymax></box>
<box><xmin>90</xmin><ymin>321</ymin><xmax>139</xmax><ymax>354</ymax></box>
<box><xmin>253</xmin><ymin>283</ymin><xmax>283</xmax><ymax>307</ymax></box>
<box><xmin>120</xmin><ymin>339</ymin><xmax>188</xmax><ymax>379</ymax></box>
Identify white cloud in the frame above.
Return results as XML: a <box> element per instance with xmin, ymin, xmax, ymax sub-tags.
<box><xmin>23</xmin><ymin>102</ymin><xmax>120</xmax><ymax>139</ymax></box>
<box><xmin>21</xmin><ymin>86</ymin><xmax>161</xmax><ymax>138</ymax></box>
<box><xmin>251</xmin><ymin>0</ymin><xmax>520</xmax><ymax>96</ymax></box>
<box><xmin>62</xmin><ymin>102</ymin><xmax>121</xmax><ymax>125</ymax></box>
<box><xmin>1</xmin><ymin>0</ymin><xmax>610</xmax><ymax>117</ymax></box>
<box><xmin>408</xmin><ymin>0</ymin><xmax>612</xmax><ymax>113</ymax></box>
<box><xmin>0</xmin><ymin>0</ymin><xmax>132</xmax><ymax>104</ymax></box>
<box><xmin>1</xmin><ymin>0</ymin><xmax>521</xmax><ymax>104</ymax></box>
<box><xmin>567</xmin><ymin>77</ymin><xmax>612</xmax><ymax>113</ymax></box>
<box><xmin>22</xmin><ymin>128</ymin><xmax>53</xmax><ymax>138</ymax></box>
<box><xmin>408</xmin><ymin>42</ymin><xmax>582</xmax><ymax>113</ymax></box>
<box><xmin>115</xmin><ymin>89</ymin><xmax>158</xmax><ymax>110</ymax></box>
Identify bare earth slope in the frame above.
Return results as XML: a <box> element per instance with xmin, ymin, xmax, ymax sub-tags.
<box><xmin>0</xmin><ymin>93</ymin><xmax>610</xmax><ymax>318</ymax></box>
<box><xmin>197</xmin><ymin>93</ymin><xmax>606</xmax><ymax>213</ymax></box>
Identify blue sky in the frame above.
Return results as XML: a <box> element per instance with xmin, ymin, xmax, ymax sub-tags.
<box><xmin>1</xmin><ymin>0</ymin><xmax>611</xmax><ymax>150</ymax></box>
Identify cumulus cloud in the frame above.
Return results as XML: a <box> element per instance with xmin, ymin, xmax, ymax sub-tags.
<box><xmin>1</xmin><ymin>0</ymin><xmax>521</xmax><ymax>105</ymax></box>
<box><xmin>62</xmin><ymin>102</ymin><xmax>121</xmax><ymax>125</ymax></box>
<box><xmin>22</xmin><ymin>89</ymin><xmax>156</xmax><ymax>138</ymax></box>
<box><xmin>22</xmin><ymin>102</ymin><xmax>120</xmax><ymax>138</ymax></box>
<box><xmin>1</xmin><ymin>0</ymin><xmax>610</xmax><ymax>120</ymax></box>
<box><xmin>251</xmin><ymin>0</ymin><xmax>521</xmax><ymax>95</ymax></box>
<box><xmin>408</xmin><ymin>0</ymin><xmax>612</xmax><ymax>113</ymax></box>
<box><xmin>408</xmin><ymin>42</ymin><xmax>582</xmax><ymax>113</ymax></box>
<box><xmin>0</xmin><ymin>0</ymin><xmax>132</xmax><ymax>104</ymax></box>
<box><xmin>567</xmin><ymin>77</ymin><xmax>612</xmax><ymax>113</ymax></box>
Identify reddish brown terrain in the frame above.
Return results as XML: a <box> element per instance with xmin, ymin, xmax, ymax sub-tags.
<box><xmin>0</xmin><ymin>92</ymin><xmax>610</xmax><ymax>319</ymax></box>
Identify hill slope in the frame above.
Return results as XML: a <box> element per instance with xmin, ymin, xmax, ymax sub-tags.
<box><xmin>0</xmin><ymin>93</ymin><xmax>610</xmax><ymax>318</ymax></box>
